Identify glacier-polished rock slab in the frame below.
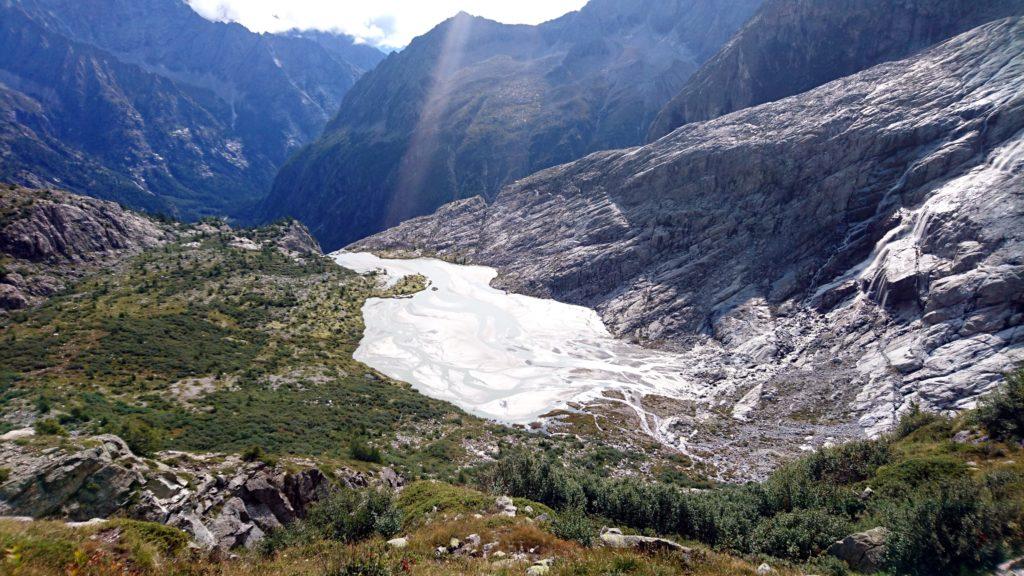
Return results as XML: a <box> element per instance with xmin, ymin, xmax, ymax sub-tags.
<box><xmin>333</xmin><ymin>252</ymin><xmax>706</xmax><ymax>425</ymax></box>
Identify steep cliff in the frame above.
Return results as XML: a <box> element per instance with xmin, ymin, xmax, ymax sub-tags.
<box><xmin>647</xmin><ymin>0</ymin><xmax>1024</xmax><ymax>140</ymax></box>
<box><xmin>355</xmin><ymin>19</ymin><xmax>1024</xmax><ymax>454</ymax></box>
<box><xmin>263</xmin><ymin>0</ymin><xmax>764</xmax><ymax>249</ymax></box>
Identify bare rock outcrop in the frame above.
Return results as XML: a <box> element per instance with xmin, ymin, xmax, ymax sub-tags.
<box><xmin>599</xmin><ymin>527</ymin><xmax>689</xmax><ymax>553</ymax></box>
<box><xmin>354</xmin><ymin>19</ymin><xmax>1024</xmax><ymax>468</ymax></box>
<box><xmin>273</xmin><ymin>219</ymin><xmax>323</xmax><ymax>257</ymax></box>
<box><xmin>0</xmin><ymin>186</ymin><xmax>173</xmax><ymax>309</ymax></box>
<box><xmin>647</xmin><ymin>0</ymin><xmax>1024</xmax><ymax>140</ymax></box>
<box><xmin>828</xmin><ymin>527</ymin><xmax>889</xmax><ymax>573</ymax></box>
<box><xmin>0</xmin><ymin>434</ymin><xmax>399</xmax><ymax>551</ymax></box>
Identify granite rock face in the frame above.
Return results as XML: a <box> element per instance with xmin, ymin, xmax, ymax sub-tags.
<box><xmin>0</xmin><ymin>433</ymin><xmax>402</xmax><ymax>550</ymax></box>
<box><xmin>0</xmin><ymin>186</ymin><xmax>322</xmax><ymax>311</ymax></box>
<box><xmin>0</xmin><ymin>186</ymin><xmax>174</xmax><ymax>309</ymax></box>
<box><xmin>354</xmin><ymin>19</ymin><xmax>1024</xmax><ymax>464</ymax></box>
<box><xmin>647</xmin><ymin>0</ymin><xmax>1024</xmax><ymax>140</ymax></box>
<box><xmin>263</xmin><ymin>0</ymin><xmax>764</xmax><ymax>249</ymax></box>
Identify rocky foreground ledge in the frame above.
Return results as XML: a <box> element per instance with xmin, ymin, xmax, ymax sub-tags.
<box><xmin>0</xmin><ymin>432</ymin><xmax>401</xmax><ymax>552</ymax></box>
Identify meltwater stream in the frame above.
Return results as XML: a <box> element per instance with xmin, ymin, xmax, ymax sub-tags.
<box><xmin>333</xmin><ymin>252</ymin><xmax>706</xmax><ymax>433</ymax></box>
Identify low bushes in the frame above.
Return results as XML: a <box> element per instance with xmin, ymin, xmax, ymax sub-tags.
<box><xmin>262</xmin><ymin>487</ymin><xmax>402</xmax><ymax>555</ymax></box>
<box><xmin>750</xmin><ymin>509</ymin><xmax>850</xmax><ymax>560</ymax></box>
<box><xmin>479</xmin><ymin>376</ymin><xmax>1024</xmax><ymax>573</ymax></box>
<box><xmin>115</xmin><ymin>419</ymin><xmax>163</xmax><ymax>457</ymax></box>
<box><xmin>551</xmin><ymin>506</ymin><xmax>597</xmax><ymax>546</ymax></box>
<box><xmin>884</xmin><ymin>478</ymin><xmax>1012</xmax><ymax>575</ymax></box>
<box><xmin>33</xmin><ymin>418</ymin><xmax>67</xmax><ymax>436</ymax></box>
<box><xmin>397</xmin><ymin>481</ymin><xmax>492</xmax><ymax>523</ymax></box>
<box><xmin>350</xmin><ymin>437</ymin><xmax>384</xmax><ymax>463</ymax></box>
<box><xmin>975</xmin><ymin>369</ymin><xmax>1024</xmax><ymax>442</ymax></box>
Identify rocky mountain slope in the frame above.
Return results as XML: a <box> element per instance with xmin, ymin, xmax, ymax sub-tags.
<box><xmin>0</xmin><ymin>434</ymin><xmax>400</xmax><ymax>551</ymax></box>
<box><xmin>0</xmin><ymin>0</ymin><xmax>383</xmax><ymax>219</ymax></box>
<box><xmin>647</xmin><ymin>0</ymin><xmax>1024</xmax><ymax>140</ymax></box>
<box><xmin>262</xmin><ymin>0</ymin><xmax>764</xmax><ymax>249</ymax></box>
<box><xmin>0</xmin><ymin>185</ymin><xmax>174</xmax><ymax>309</ymax></box>
<box><xmin>354</xmin><ymin>18</ymin><xmax>1024</xmax><ymax>464</ymax></box>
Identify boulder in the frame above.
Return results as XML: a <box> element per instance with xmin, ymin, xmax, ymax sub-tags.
<box><xmin>244</xmin><ymin>472</ymin><xmax>297</xmax><ymax>525</ymax></box>
<box><xmin>496</xmin><ymin>495</ymin><xmax>517</xmax><ymax>517</ymax></box>
<box><xmin>526</xmin><ymin>559</ymin><xmax>553</xmax><ymax>575</ymax></box>
<box><xmin>209</xmin><ymin>497</ymin><xmax>263</xmax><ymax>550</ymax></box>
<box><xmin>0</xmin><ymin>439</ymin><xmax>144</xmax><ymax>520</ymax></box>
<box><xmin>283</xmin><ymin>468</ymin><xmax>331</xmax><ymax>515</ymax></box>
<box><xmin>378</xmin><ymin>467</ymin><xmax>405</xmax><ymax>490</ymax></box>
<box><xmin>828</xmin><ymin>527</ymin><xmax>889</xmax><ymax>573</ymax></box>
<box><xmin>599</xmin><ymin>527</ymin><xmax>689</xmax><ymax>554</ymax></box>
<box><xmin>0</xmin><ymin>434</ymin><xmax>340</xmax><ymax>551</ymax></box>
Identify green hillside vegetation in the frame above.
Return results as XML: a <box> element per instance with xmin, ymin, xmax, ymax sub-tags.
<box><xmin>3</xmin><ymin>376</ymin><xmax>1021</xmax><ymax>575</ymax></box>
<box><xmin>0</xmin><ymin>207</ymin><xmax>706</xmax><ymax>482</ymax></box>
<box><xmin>0</xmin><ymin>223</ymin><xmax>481</xmax><ymax>475</ymax></box>
<box><xmin>475</xmin><ymin>375</ymin><xmax>1024</xmax><ymax>575</ymax></box>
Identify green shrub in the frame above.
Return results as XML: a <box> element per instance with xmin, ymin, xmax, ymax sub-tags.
<box><xmin>350</xmin><ymin>437</ymin><xmax>383</xmax><ymax>463</ymax></box>
<box><xmin>0</xmin><ymin>467</ymin><xmax>9</xmax><ymax>483</ymax></box>
<box><xmin>241</xmin><ymin>445</ymin><xmax>277</xmax><ymax>467</ymax></box>
<box><xmin>762</xmin><ymin>461</ymin><xmax>858</xmax><ymax>517</ymax></box>
<box><xmin>397</xmin><ymin>481</ymin><xmax>492</xmax><ymax>522</ymax></box>
<box><xmin>884</xmin><ymin>478</ymin><xmax>1007</xmax><ymax>575</ymax></box>
<box><xmin>110</xmin><ymin>519</ymin><xmax>190</xmax><ymax>556</ymax></box>
<box><xmin>117</xmin><ymin>419</ymin><xmax>163</xmax><ymax>457</ymax></box>
<box><xmin>751</xmin><ymin>509</ymin><xmax>850</xmax><ymax>560</ymax></box>
<box><xmin>685</xmin><ymin>487</ymin><xmax>764</xmax><ymax>550</ymax></box>
<box><xmin>975</xmin><ymin>370</ymin><xmax>1024</xmax><ymax>442</ymax></box>
<box><xmin>262</xmin><ymin>488</ymin><xmax>403</xmax><ymax>556</ymax></box>
<box><xmin>483</xmin><ymin>450</ymin><xmax>586</xmax><ymax>511</ymax></box>
<box><xmin>33</xmin><ymin>418</ymin><xmax>67</xmax><ymax>436</ymax></box>
<box><xmin>871</xmin><ymin>455</ymin><xmax>967</xmax><ymax>498</ymax></box>
<box><xmin>800</xmin><ymin>439</ymin><xmax>891</xmax><ymax>485</ymax></box>
<box><xmin>894</xmin><ymin>402</ymin><xmax>942</xmax><ymax>440</ymax></box>
<box><xmin>551</xmin><ymin>506</ymin><xmax>596</xmax><ymax>546</ymax></box>
<box><xmin>801</xmin><ymin>555</ymin><xmax>852</xmax><ymax>576</ymax></box>
<box><xmin>367</xmin><ymin>491</ymin><xmax>404</xmax><ymax>539</ymax></box>
<box><xmin>334</xmin><ymin>547</ymin><xmax>395</xmax><ymax>576</ymax></box>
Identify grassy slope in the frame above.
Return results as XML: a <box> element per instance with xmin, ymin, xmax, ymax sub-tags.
<box><xmin>0</xmin><ymin>215</ymin><xmax>705</xmax><ymax>482</ymax></box>
<box><xmin>0</xmin><ymin>223</ymin><xmax>497</xmax><ymax>476</ymax></box>
<box><xmin>2</xmin><ymin>407</ymin><xmax>1021</xmax><ymax>575</ymax></box>
<box><xmin>0</xmin><ymin>507</ymin><xmax>799</xmax><ymax>576</ymax></box>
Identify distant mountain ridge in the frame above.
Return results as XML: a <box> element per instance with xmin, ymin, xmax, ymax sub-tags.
<box><xmin>0</xmin><ymin>0</ymin><xmax>384</xmax><ymax>219</ymax></box>
<box><xmin>647</xmin><ymin>0</ymin><xmax>1024</xmax><ymax>140</ymax></box>
<box><xmin>262</xmin><ymin>0</ymin><xmax>765</xmax><ymax>249</ymax></box>
<box><xmin>281</xmin><ymin>28</ymin><xmax>389</xmax><ymax>72</ymax></box>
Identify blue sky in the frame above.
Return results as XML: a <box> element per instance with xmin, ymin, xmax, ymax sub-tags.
<box><xmin>186</xmin><ymin>0</ymin><xmax>588</xmax><ymax>50</ymax></box>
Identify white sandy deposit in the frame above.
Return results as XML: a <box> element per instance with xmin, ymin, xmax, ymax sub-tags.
<box><xmin>333</xmin><ymin>252</ymin><xmax>708</xmax><ymax>425</ymax></box>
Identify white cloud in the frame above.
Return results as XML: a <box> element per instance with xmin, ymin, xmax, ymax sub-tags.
<box><xmin>185</xmin><ymin>0</ymin><xmax>588</xmax><ymax>50</ymax></box>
